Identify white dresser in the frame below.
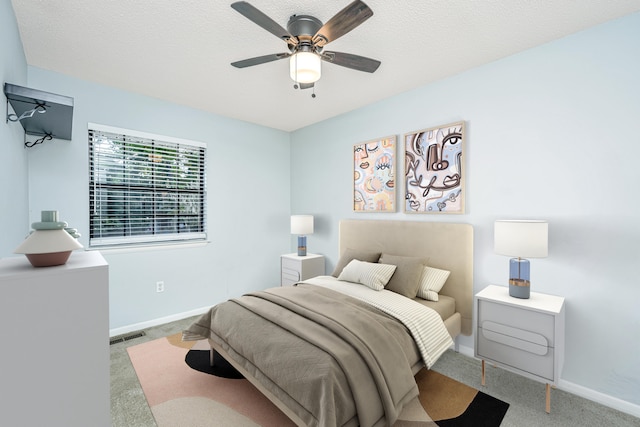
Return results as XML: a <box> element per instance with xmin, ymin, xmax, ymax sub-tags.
<box><xmin>281</xmin><ymin>253</ymin><xmax>325</xmax><ymax>286</ymax></box>
<box><xmin>0</xmin><ymin>251</ymin><xmax>109</xmax><ymax>426</ymax></box>
<box><xmin>475</xmin><ymin>284</ymin><xmax>565</xmax><ymax>413</ymax></box>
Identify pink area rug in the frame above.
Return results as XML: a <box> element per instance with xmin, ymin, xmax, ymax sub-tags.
<box><xmin>127</xmin><ymin>334</ymin><xmax>292</xmax><ymax>426</ymax></box>
<box><xmin>127</xmin><ymin>333</ymin><xmax>508</xmax><ymax>426</ymax></box>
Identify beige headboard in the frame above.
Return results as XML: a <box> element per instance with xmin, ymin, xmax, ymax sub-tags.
<box><xmin>339</xmin><ymin>219</ymin><xmax>473</xmax><ymax>336</ymax></box>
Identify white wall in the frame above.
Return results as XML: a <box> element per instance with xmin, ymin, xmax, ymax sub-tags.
<box><xmin>290</xmin><ymin>12</ymin><xmax>640</xmax><ymax>410</ymax></box>
<box><xmin>24</xmin><ymin>68</ymin><xmax>292</xmax><ymax>330</ymax></box>
<box><xmin>0</xmin><ymin>0</ymin><xmax>30</xmax><ymax>255</ymax></box>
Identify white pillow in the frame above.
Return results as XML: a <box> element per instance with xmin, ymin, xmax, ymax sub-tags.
<box><xmin>337</xmin><ymin>259</ymin><xmax>397</xmax><ymax>291</ymax></box>
<box><xmin>416</xmin><ymin>266</ymin><xmax>451</xmax><ymax>301</ymax></box>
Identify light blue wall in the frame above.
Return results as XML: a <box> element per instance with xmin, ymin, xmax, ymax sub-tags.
<box><xmin>24</xmin><ymin>68</ymin><xmax>292</xmax><ymax>329</ymax></box>
<box><xmin>291</xmin><ymin>12</ymin><xmax>640</xmax><ymax>408</ymax></box>
<box><xmin>0</xmin><ymin>0</ymin><xmax>30</xmax><ymax>255</ymax></box>
<box><xmin>4</xmin><ymin>0</ymin><xmax>639</xmax><ymax>411</ymax></box>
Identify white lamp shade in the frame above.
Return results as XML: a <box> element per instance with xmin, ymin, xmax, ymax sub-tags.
<box><xmin>494</xmin><ymin>220</ymin><xmax>548</xmax><ymax>258</ymax></box>
<box><xmin>289</xmin><ymin>52</ymin><xmax>321</xmax><ymax>84</ymax></box>
<box><xmin>291</xmin><ymin>215</ymin><xmax>314</xmax><ymax>235</ymax></box>
<box><xmin>14</xmin><ymin>229</ymin><xmax>83</xmax><ymax>254</ymax></box>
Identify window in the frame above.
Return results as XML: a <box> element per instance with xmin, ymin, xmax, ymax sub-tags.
<box><xmin>89</xmin><ymin>124</ymin><xmax>206</xmax><ymax>248</ymax></box>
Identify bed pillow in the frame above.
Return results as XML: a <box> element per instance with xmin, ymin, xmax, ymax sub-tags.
<box><xmin>337</xmin><ymin>259</ymin><xmax>397</xmax><ymax>291</ymax></box>
<box><xmin>331</xmin><ymin>248</ymin><xmax>382</xmax><ymax>277</ymax></box>
<box><xmin>378</xmin><ymin>254</ymin><xmax>427</xmax><ymax>298</ymax></box>
<box><xmin>416</xmin><ymin>266</ymin><xmax>451</xmax><ymax>301</ymax></box>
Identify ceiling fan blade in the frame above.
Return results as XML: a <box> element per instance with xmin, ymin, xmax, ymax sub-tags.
<box><xmin>312</xmin><ymin>0</ymin><xmax>373</xmax><ymax>47</ymax></box>
<box><xmin>231</xmin><ymin>2</ymin><xmax>296</xmax><ymax>45</ymax></box>
<box><xmin>321</xmin><ymin>51</ymin><xmax>380</xmax><ymax>73</ymax></box>
<box><xmin>231</xmin><ymin>53</ymin><xmax>290</xmax><ymax>68</ymax></box>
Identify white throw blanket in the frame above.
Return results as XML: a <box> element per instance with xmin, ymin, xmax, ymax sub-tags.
<box><xmin>301</xmin><ymin>276</ymin><xmax>453</xmax><ymax>369</ymax></box>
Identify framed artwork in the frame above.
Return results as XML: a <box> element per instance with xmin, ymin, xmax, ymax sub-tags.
<box><xmin>353</xmin><ymin>136</ymin><xmax>396</xmax><ymax>212</ymax></box>
<box><xmin>404</xmin><ymin>121</ymin><xmax>465</xmax><ymax>214</ymax></box>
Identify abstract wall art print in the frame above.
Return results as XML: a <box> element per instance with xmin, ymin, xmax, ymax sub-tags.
<box><xmin>404</xmin><ymin>121</ymin><xmax>465</xmax><ymax>214</ymax></box>
<box><xmin>353</xmin><ymin>136</ymin><xmax>396</xmax><ymax>212</ymax></box>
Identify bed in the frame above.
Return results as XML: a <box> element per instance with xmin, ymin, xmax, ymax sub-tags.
<box><xmin>183</xmin><ymin>219</ymin><xmax>473</xmax><ymax>427</ymax></box>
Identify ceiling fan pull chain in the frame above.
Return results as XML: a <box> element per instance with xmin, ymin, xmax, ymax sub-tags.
<box><xmin>293</xmin><ymin>54</ymin><xmax>299</xmax><ymax>89</ymax></box>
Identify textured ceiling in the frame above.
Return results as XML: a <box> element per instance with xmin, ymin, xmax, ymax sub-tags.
<box><xmin>10</xmin><ymin>0</ymin><xmax>640</xmax><ymax>131</ymax></box>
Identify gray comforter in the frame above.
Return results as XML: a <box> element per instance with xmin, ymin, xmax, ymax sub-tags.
<box><xmin>183</xmin><ymin>284</ymin><xmax>420</xmax><ymax>427</ymax></box>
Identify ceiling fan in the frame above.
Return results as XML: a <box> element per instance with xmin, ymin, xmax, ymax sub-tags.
<box><xmin>230</xmin><ymin>0</ymin><xmax>381</xmax><ymax>93</ymax></box>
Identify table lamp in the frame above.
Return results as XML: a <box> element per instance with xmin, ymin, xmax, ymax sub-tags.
<box><xmin>494</xmin><ymin>220</ymin><xmax>548</xmax><ymax>299</ymax></box>
<box><xmin>291</xmin><ymin>215</ymin><xmax>314</xmax><ymax>256</ymax></box>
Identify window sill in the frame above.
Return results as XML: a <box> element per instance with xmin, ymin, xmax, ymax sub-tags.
<box><xmin>86</xmin><ymin>240</ymin><xmax>209</xmax><ymax>254</ymax></box>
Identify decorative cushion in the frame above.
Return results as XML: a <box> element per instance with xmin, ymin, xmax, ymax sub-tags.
<box><xmin>416</xmin><ymin>266</ymin><xmax>451</xmax><ymax>301</ymax></box>
<box><xmin>331</xmin><ymin>248</ymin><xmax>382</xmax><ymax>277</ymax></box>
<box><xmin>337</xmin><ymin>260</ymin><xmax>397</xmax><ymax>291</ymax></box>
<box><xmin>378</xmin><ymin>254</ymin><xmax>427</xmax><ymax>298</ymax></box>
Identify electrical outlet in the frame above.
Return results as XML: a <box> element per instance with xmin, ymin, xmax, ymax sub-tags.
<box><xmin>156</xmin><ymin>281</ymin><xmax>165</xmax><ymax>293</ymax></box>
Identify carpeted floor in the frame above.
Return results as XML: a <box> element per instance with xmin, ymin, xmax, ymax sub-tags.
<box><xmin>110</xmin><ymin>316</ymin><xmax>640</xmax><ymax>427</ymax></box>
<box><xmin>127</xmin><ymin>333</ymin><xmax>509</xmax><ymax>426</ymax></box>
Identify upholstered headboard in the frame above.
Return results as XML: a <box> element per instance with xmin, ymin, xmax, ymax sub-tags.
<box><xmin>339</xmin><ymin>219</ymin><xmax>473</xmax><ymax>336</ymax></box>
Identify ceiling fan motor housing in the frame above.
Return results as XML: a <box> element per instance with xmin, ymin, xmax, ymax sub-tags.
<box><xmin>287</xmin><ymin>15</ymin><xmax>322</xmax><ymax>42</ymax></box>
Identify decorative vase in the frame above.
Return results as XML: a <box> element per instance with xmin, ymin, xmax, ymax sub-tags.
<box><xmin>25</xmin><ymin>250</ymin><xmax>73</xmax><ymax>267</ymax></box>
<box><xmin>14</xmin><ymin>210</ymin><xmax>83</xmax><ymax>267</ymax></box>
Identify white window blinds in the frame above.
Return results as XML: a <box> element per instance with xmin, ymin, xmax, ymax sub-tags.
<box><xmin>89</xmin><ymin>124</ymin><xmax>207</xmax><ymax>248</ymax></box>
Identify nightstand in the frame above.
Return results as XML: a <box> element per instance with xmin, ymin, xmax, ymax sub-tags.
<box><xmin>475</xmin><ymin>285</ymin><xmax>565</xmax><ymax>413</ymax></box>
<box><xmin>281</xmin><ymin>253</ymin><xmax>325</xmax><ymax>286</ymax></box>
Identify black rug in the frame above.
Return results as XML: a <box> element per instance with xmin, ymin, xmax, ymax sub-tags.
<box><xmin>436</xmin><ymin>391</ymin><xmax>509</xmax><ymax>427</ymax></box>
<box><xmin>184</xmin><ymin>349</ymin><xmax>244</xmax><ymax>379</ymax></box>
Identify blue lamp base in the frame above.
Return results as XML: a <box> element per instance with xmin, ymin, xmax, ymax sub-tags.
<box><xmin>297</xmin><ymin>235</ymin><xmax>307</xmax><ymax>256</ymax></box>
<box><xmin>508</xmin><ymin>257</ymin><xmax>530</xmax><ymax>299</ymax></box>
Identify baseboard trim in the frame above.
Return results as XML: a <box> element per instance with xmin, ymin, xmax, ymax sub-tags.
<box><xmin>464</xmin><ymin>347</ymin><xmax>640</xmax><ymax>419</ymax></box>
<box><xmin>558</xmin><ymin>378</ymin><xmax>640</xmax><ymax>418</ymax></box>
<box><xmin>457</xmin><ymin>343</ymin><xmax>475</xmax><ymax>358</ymax></box>
<box><xmin>109</xmin><ymin>306</ymin><xmax>210</xmax><ymax>338</ymax></box>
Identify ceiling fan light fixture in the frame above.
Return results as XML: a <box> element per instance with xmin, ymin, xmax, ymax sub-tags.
<box><xmin>290</xmin><ymin>52</ymin><xmax>321</xmax><ymax>84</ymax></box>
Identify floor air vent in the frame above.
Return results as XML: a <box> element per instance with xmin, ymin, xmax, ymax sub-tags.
<box><xmin>110</xmin><ymin>330</ymin><xmax>146</xmax><ymax>345</ymax></box>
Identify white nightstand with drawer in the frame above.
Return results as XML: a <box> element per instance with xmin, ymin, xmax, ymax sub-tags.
<box><xmin>281</xmin><ymin>253</ymin><xmax>325</xmax><ymax>286</ymax></box>
<box><xmin>475</xmin><ymin>285</ymin><xmax>565</xmax><ymax>413</ymax></box>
